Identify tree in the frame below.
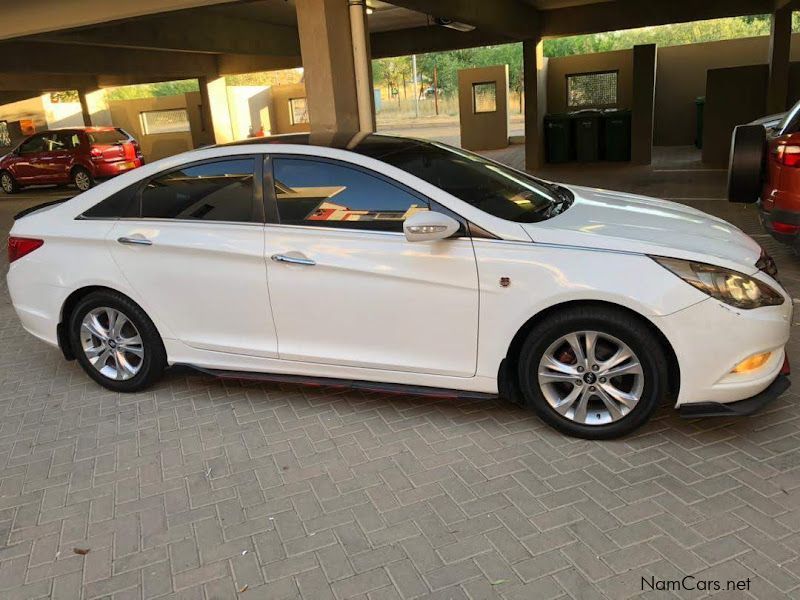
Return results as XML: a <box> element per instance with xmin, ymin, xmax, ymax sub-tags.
<box><xmin>372</xmin><ymin>14</ymin><xmax>790</xmax><ymax>101</ymax></box>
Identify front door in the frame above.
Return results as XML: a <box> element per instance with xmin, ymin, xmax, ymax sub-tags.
<box><xmin>264</xmin><ymin>156</ymin><xmax>479</xmax><ymax>377</ymax></box>
<box><xmin>13</xmin><ymin>134</ymin><xmax>48</xmax><ymax>182</ymax></box>
<box><xmin>108</xmin><ymin>156</ymin><xmax>278</xmax><ymax>358</ymax></box>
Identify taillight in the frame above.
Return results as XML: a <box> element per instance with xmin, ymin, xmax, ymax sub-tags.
<box><xmin>774</xmin><ymin>144</ymin><xmax>800</xmax><ymax>167</ymax></box>
<box><xmin>772</xmin><ymin>221</ymin><xmax>800</xmax><ymax>234</ymax></box>
<box><xmin>8</xmin><ymin>237</ymin><xmax>43</xmax><ymax>263</ymax></box>
<box><xmin>90</xmin><ymin>146</ymin><xmax>103</xmax><ymax>160</ymax></box>
<box><xmin>122</xmin><ymin>142</ymin><xmax>136</xmax><ymax>161</ymax></box>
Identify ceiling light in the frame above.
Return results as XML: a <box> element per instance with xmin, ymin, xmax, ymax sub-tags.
<box><xmin>434</xmin><ymin>17</ymin><xmax>476</xmax><ymax>32</ymax></box>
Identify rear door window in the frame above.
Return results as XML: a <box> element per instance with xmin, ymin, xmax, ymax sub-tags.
<box><xmin>140</xmin><ymin>158</ymin><xmax>259</xmax><ymax>222</ymax></box>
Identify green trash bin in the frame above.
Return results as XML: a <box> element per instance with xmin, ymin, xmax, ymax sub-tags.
<box><xmin>571</xmin><ymin>110</ymin><xmax>602</xmax><ymax>162</ymax></box>
<box><xmin>695</xmin><ymin>97</ymin><xmax>705</xmax><ymax>149</ymax></box>
<box><xmin>544</xmin><ymin>114</ymin><xmax>572</xmax><ymax>163</ymax></box>
<box><xmin>603</xmin><ymin>109</ymin><xmax>631</xmax><ymax>161</ymax></box>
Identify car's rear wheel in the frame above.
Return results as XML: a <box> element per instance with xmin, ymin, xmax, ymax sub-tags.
<box><xmin>1</xmin><ymin>171</ymin><xmax>19</xmax><ymax>194</ymax></box>
<box><xmin>69</xmin><ymin>291</ymin><xmax>166</xmax><ymax>392</ymax></box>
<box><xmin>517</xmin><ymin>306</ymin><xmax>667</xmax><ymax>439</ymax></box>
<box><xmin>728</xmin><ymin>124</ymin><xmax>767</xmax><ymax>203</ymax></box>
<box><xmin>72</xmin><ymin>167</ymin><xmax>94</xmax><ymax>192</ymax></box>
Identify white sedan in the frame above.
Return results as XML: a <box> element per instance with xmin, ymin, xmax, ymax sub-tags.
<box><xmin>6</xmin><ymin>134</ymin><xmax>792</xmax><ymax>439</ymax></box>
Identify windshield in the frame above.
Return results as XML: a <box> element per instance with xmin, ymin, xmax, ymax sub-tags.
<box><xmin>360</xmin><ymin>139</ymin><xmax>566</xmax><ymax>223</ymax></box>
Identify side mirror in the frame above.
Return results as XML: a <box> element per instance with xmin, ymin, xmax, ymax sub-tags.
<box><xmin>403</xmin><ymin>211</ymin><xmax>460</xmax><ymax>242</ymax></box>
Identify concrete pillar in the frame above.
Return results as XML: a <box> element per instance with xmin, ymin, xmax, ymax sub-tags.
<box><xmin>631</xmin><ymin>44</ymin><xmax>657</xmax><ymax>165</ymax></box>
<box><xmin>523</xmin><ymin>37</ymin><xmax>547</xmax><ymax>172</ymax></box>
<box><xmin>295</xmin><ymin>0</ymin><xmax>360</xmax><ymax>133</ymax></box>
<box><xmin>767</xmin><ymin>6</ymin><xmax>792</xmax><ymax>115</ymax></box>
<box><xmin>78</xmin><ymin>89</ymin><xmax>112</xmax><ymax>127</ymax></box>
<box><xmin>198</xmin><ymin>75</ymin><xmax>234</xmax><ymax>144</ymax></box>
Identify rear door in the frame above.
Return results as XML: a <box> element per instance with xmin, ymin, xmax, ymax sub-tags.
<box><xmin>46</xmin><ymin>132</ymin><xmax>78</xmax><ymax>183</ymax></box>
<box><xmin>13</xmin><ymin>134</ymin><xmax>48</xmax><ymax>182</ymax></box>
<box><xmin>108</xmin><ymin>155</ymin><xmax>278</xmax><ymax>357</ymax></box>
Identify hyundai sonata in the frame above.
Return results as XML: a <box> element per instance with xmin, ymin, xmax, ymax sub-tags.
<box><xmin>6</xmin><ymin>133</ymin><xmax>792</xmax><ymax>439</ymax></box>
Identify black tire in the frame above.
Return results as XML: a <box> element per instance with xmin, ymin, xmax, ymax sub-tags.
<box><xmin>728</xmin><ymin>124</ymin><xmax>767</xmax><ymax>203</ymax></box>
<box><xmin>69</xmin><ymin>290</ymin><xmax>166</xmax><ymax>393</ymax></box>
<box><xmin>0</xmin><ymin>171</ymin><xmax>19</xmax><ymax>194</ymax></box>
<box><xmin>72</xmin><ymin>166</ymin><xmax>94</xmax><ymax>192</ymax></box>
<box><xmin>517</xmin><ymin>306</ymin><xmax>668</xmax><ymax>440</ymax></box>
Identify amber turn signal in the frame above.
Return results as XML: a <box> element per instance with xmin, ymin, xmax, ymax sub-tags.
<box><xmin>731</xmin><ymin>352</ymin><xmax>772</xmax><ymax>374</ymax></box>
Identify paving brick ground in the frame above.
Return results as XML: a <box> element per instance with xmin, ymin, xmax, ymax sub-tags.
<box><xmin>2</xmin><ymin>147</ymin><xmax>800</xmax><ymax>599</ymax></box>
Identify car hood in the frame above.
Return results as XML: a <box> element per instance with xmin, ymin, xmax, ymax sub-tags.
<box><xmin>523</xmin><ymin>185</ymin><xmax>762</xmax><ymax>272</ymax></box>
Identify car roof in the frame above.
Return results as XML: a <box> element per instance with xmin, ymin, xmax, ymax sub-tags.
<box><xmin>219</xmin><ymin>132</ymin><xmax>439</xmax><ymax>159</ymax></box>
<box><xmin>36</xmin><ymin>127</ymin><xmax>120</xmax><ymax>133</ymax></box>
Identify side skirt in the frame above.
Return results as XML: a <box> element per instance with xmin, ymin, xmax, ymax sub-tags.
<box><xmin>178</xmin><ymin>364</ymin><xmax>499</xmax><ymax>401</ymax></box>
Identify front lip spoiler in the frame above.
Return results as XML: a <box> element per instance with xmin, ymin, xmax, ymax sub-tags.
<box><xmin>678</xmin><ymin>374</ymin><xmax>790</xmax><ymax>418</ymax></box>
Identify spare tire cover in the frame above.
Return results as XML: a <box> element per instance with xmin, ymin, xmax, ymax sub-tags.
<box><xmin>728</xmin><ymin>124</ymin><xmax>767</xmax><ymax>203</ymax></box>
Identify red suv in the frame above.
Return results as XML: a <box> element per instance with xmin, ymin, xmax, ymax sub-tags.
<box><xmin>0</xmin><ymin>127</ymin><xmax>144</xmax><ymax>194</ymax></box>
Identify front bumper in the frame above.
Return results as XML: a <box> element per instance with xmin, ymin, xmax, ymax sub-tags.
<box><xmin>654</xmin><ymin>291</ymin><xmax>792</xmax><ymax>407</ymax></box>
<box><xmin>678</xmin><ymin>373</ymin><xmax>790</xmax><ymax>417</ymax></box>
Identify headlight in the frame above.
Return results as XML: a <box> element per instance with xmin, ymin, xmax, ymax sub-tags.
<box><xmin>652</xmin><ymin>256</ymin><xmax>784</xmax><ymax>309</ymax></box>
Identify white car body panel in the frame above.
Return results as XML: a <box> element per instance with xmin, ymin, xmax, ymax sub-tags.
<box><xmin>263</xmin><ymin>225</ymin><xmax>479</xmax><ymax>377</ymax></box>
<box><xmin>6</xmin><ymin>139</ymin><xmax>792</xmax><ymax>413</ymax></box>
<box><xmin>525</xmin><ymin>185</ymin><xmax>763</xmax><ymax>271</ymax></box>
<box><xmin>108</xmin><ymin>220</ymin><xmax>278</xmax><ymax>358</ymax></box>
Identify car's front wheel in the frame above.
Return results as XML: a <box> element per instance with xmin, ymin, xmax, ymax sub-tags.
<box><xmin>1</xmin><ymin>171</ymin><xmax>19</xmax><ymax>194</ymax></box>
<box><xmin>72</xmin><ymin>167</ymin><xmax>94</xmax><ymax>192</ymax></box>
<box><xmin>69</xmin><ymin>291</ymin><xmax>166</xmax><ymax>392</ymax></box>
<box><xmin>517</xmin><ymin>306</ymin><xmax>667</xmax><ymax>439</ymax></box>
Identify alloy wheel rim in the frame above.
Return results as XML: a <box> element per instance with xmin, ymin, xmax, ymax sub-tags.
<box><xmin>537</xmin><ymin>330</ymin><xmax>644</xmax><ymax>426</ymax></box>
<box><xmin>1</xmin><ymin>174</ymin><xmax>12</xmax><ymax>192</ymax></box>
<box><xmin>80</xmin><ymin>307</ymin><xmax>144</xmax><ymax>381</ymax></box>
<box><xmin>75</xmin><ymin>171</ymin><xmax>91</xmax><ymax>191</ymax></box>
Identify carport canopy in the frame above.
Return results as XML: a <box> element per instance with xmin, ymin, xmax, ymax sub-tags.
<box><xmin>0</xmin><ymin>0</ymin><xmax>798</xmax><ymax>169</ymax></box>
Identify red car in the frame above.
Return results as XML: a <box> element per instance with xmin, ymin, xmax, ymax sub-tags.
<box><xmin>0</xmin><ymin>127</ymin><xmax>144</xmax><ymax>194</ymax></box>
<box><xmin>729</xmin><ymin>101</ymin><xmax>800</xmax><ymax>251</ymax></box>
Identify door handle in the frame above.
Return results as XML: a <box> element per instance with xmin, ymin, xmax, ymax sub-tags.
<box><xmin>117</xmin><ymin>236</ymin><xmax>153</xmax><ymax>246</ymax></box>
<box><xmin>271</xmin><ymin>253</ymin><xmax>315</xmax><ymax>266</ymax></box>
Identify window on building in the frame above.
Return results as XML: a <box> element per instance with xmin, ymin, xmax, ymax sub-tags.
<box><xmin>272</xmin><ymin>158</ymin><xmax>429</xmax><ymax>232</ymax></box>
<box><xmin>289</xmin><ymin>98</ymin><xmax>309</xmax><ymax>125</ymax></box>
<box><xmin>472</xmin><ymin>82</ymin><xmax>497</xmax><ymax>114</ymax></box>
<box><xmin>567</xmin><ymin>71</ymin><xmax>618</xmax><ymax>108</ymax></box>
<box><xmin>0</xmin><ymin>121</ymin><xmax>10</xmax><ymax>147</ymax></box>
<box><xmin>140</xmin><ymin>109</ymin><xmax>191</xmax><ymax>135</ymax></box>
<box><xmin>140</xmin><ymin>158</ymin><xmax>257</xmax><ymax>222</ymax></box>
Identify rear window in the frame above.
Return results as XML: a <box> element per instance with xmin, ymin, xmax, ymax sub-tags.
<box><xmin>88</xmin><ymin>130</ymin><xmax>129</xmax><ymax>145</ymax></box>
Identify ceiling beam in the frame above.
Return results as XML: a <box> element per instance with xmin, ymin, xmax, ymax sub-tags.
<box><xmin>217</xmin><ymin>54</ymin><xmax>303</xmax><ymax>76</ymax></box>
<box><xmin>542</xmin><ymin>0</ymin><xmax>778</xmax><ymax>37</ymax></box>
<box><xmin>0</xmin><ymin>42</ymin><xmax>217</xmax><ymax>79</ymax></box>
<box><xmin>0</xmin><ymin>73</ymin><xmax>99</xmax><ymax>92</ymax></box>
<box><xmin>387</xmin><ymin>0</ymin><xmax>539</xmax><ymax>40</ymax></box>
<box><xmin>0</xmin><ymin>91</ymin><xmax>43</xmax><ymax>105</ymax></box>
<box><xmin>33</xmin><ymin>14</ymin><xmax>300</xmax><ymax>56</ymax></box>
<box><xmin>0</xmin><ymin>0</ymin><xmax>244</xmax><ymax>41</ymax></box>
<box><xmin>371</xmin><ymin>26</ymin><xmax>512</xmax><ymax>59</ymax></box>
